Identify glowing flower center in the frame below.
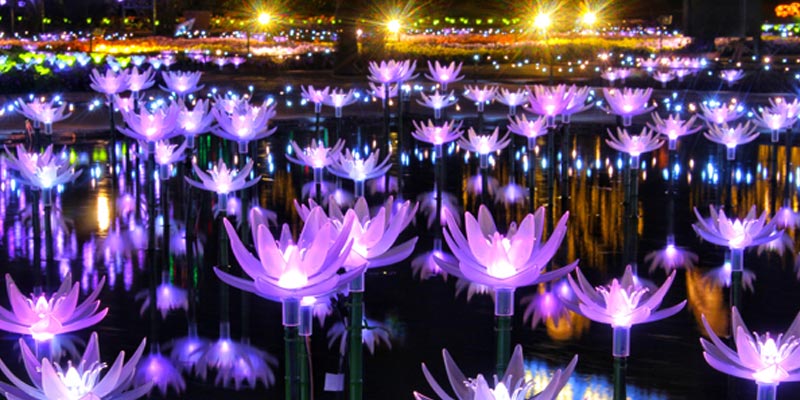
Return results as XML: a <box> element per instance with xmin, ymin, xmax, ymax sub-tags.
<box><xmin>598</xmin><ymin>281</ymin><xmax>648</xmax><ymax>328</ymax></box>
<box><xmin>58</xmin><ymin>364</ymin><xmax>104</xmax><ymax>400</ymax></box>
<box><xmin>751</xmin><ymin>335</ymin><xmax>798</xmax><ymax>383</ymax></box>
<box><xmin>490</xmin><ymin>382</ymin><xmax>512</xmax><ymax>400</ymax></box>
<box><xmin>622</xmin><ymin>104</ymin><xmax>633</xmax><ymax>113</ymax></box>
<box><xmin>486</xmin><ymin>235</ymin><xmax>516</xmax><ymax>279</ymax></box>
<box><xmin>34</xmin><ymin>295</ymin><xmax>51</xmax><ymax>318</ymax></box>
<box><xmin>476</xmin><ymin>136</ymin><xmax>493</xmax><ymax>155</ymax></box>
<box><xmin>278</xmin><ymin>269</ymin><xmax>308</xmax><ymax>290</ymax></box>
<box><xmin>439</xmin><ymin>73</ymin><xmax>449</xmax><ymax>81</ymax></box>
<box><xmin>36</xmin><ymin>166</ymin><xmax>58</xmax><ymax>188</ymax></box>
<box><xmin>727</xmin><ymin>220</ymin><xmax>750</xmax><ymax>248</ymax></box>
<box><xmin>545</xmin><ymin>104</ymin><xmax>556</xmax><ymax>115</ymax></box>
<box><xmin>351</xmin><ymin>159</ymin><xmax>367</xmax><ymax>181</ymax></box>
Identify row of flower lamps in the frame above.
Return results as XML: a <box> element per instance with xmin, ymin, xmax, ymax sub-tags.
<box><xmin>0</xmin><ymin>59</ymin><xmax>797</xmax><ymax>400</ymax></box>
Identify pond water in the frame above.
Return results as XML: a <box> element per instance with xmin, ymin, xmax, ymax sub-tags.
<box><xmin>0</xmin><ymin>114</ymin><xmax>798</xmax><ymax>400</ymax></box>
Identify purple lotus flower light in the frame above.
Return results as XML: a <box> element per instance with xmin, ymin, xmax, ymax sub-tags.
<box><xmin>323</xmin><ymin>88</ymin><xmax>357</xmax><ymax>118</ymax></box>
<box><xmin>417</xmin><ymin>90</ymin><xmax>457</xmax><ymax>119</ymax></box>
<box><xmin>114</xmin><ymin>95</ymin><xmax>137</xmax><ymax>114</ymax></box>
<box><xmin>5</xmin><ymin>144</ymin><xmax>80</xmax><ymax>190</ymax></box>
<box><xmin>0</xmin><ymin>274</ymin><xmax>107</xmax><ymax>341</ymax></box>
<box><xmin>326</xmin><ymin>148</ymin><xmax>392</xmax><ymax>197</ymax></box>
<box><xmin>507</xmin><ymin>114</ymin><xmax>548</xmax><ymax>149</ymax></box>
<box><xmin>119</xmin><ymin>101</ymin><xmax>181</xmax><ymax>146</ymax></box>
<box><xmin>653</xmin><ymin>71</ymin><xmax>675</xmax><ymax>88</ymax></box>
<box><xmin>288</xmin><ymin>138</ymin><xmax>346</xmax><ymax>170</ymax></box>
<box><xmin>605</xmin><ymin>127</ymin><xmax>663</xmax><ymax>168</ymax></box>
<box><xmin>161</xmin><ymin>70</ymin><xmax>204</xmax><ymax>97</ymax></box>
<box><xmin>754</xmin><ymin>105</ymin><xmax>793</xmax><ymax>143</ymax></box>
<box><xmin>297</xmin><ymin>196</ymin><xmax>418</xmax><ymax>273</ymax></box>
<box><xmin>136</xmin><ymin>281</ymin><xmax>189</xmax><ymax>319</ymax></box>
<box><xmin>16</xmin><ymin>97</ymin><xmax>71</xmax><ymax>134</ymax></box>
<box><xmin>174</xmin><ymin>100</ymin><xmax>214</xmax><ymax>148</ymax></box>
<box><xmin>414</xmin><ymin>345</ymin><xmax>577</xmax><ymax>400</ymax></box>
<box><xmin>411</xmin><ymin>119</ymin><xmax>464</xmax><ymax>148</ymax></box>
<box><xmin>703</xmin><ymin>121</ymin><xmax>759</xmax><ymax>160</ymax></box>
<box><xmin>601</xmin><ymin>68</ymin><xmax>632</xmax><ymax>84</ymax></box>
<box><xmin>0</xmin><ymin>332</ymin><xmax>152</xmax><ymax>400</ymax></box>
<box><xmin>648</xmin><ymin>112</ymin><xmax>701</xmax><ymax>150</ymax></box>
<box><xmin>214</xmin><ymin>207</ymin><xmax>359</xmax><ymax>326</ymax></box>
<box><xmin>185</xmin><ymin>159</ymin><xmax>259</xmax><ymax>205</ymax></box>
<box><xmin>601</xmin><ymin>87</ymin><xmax>656</xmax><ymax>126</ymax></box>
<box><xmin>425</xmin><ymin>60</ymin><xmax>464</xmax><ymax>90</ymax></box>
<box><xmin>300</xmin><ymin>85</ymin><xmax>331</xmax><ymax>114</ymax></box>
<box><xmin>459</xmin><ymin>127</ymin><xmax>511</xmax><ymax>168</ymax></box>
<box><xmin>440</xmin><ymin>205</ymin><xmax>575</xmax><ymax>316</ymax></box>
<box><xmin>527</xmin><ymin>84</ymin><xmax>574</xmax><ymax>127</ymax></box>
<box><xmin>464</xmin><ymin>85</ymin><xmax>498</xmax><ymax>112</ymax></box>
<box><xmin>194</xmin><ymin>333</ymin><xmax>277</xmax><ymax>390</ymax></box>
<box><xmin>212</xmin><ymin>99</ymin><xmax>276</xmax><ymax>153</ymax></box>
<box><xmin>495</xmin><ymin>88</ymin><xmax>527</xmax><ymax>116</ymax></box>
<box><xmin>700</xmin><ymin>102</ymin><xmax>745</xmax><ymax>125</ymax></box>
<box><xmin>89</xmin><ymin>68</ymin><xmax>130</xmax><ymax>97</ymax></box>
<box><xmin>769</xmin><ymin>97</ymin><xmax>800</xmax><ymax>125</ymax></box>
<box><xmin>417</xmin><ymin>190</ymin><xmax>461</xmax><ymax>229</ymax></box>
<box><xmin>134</xmin><ymin>352</ymin><xmax>186</xmax><ymax>395</ymax></box>
<box><xmin>705</xmin><ymin>261</ymin><xmax>756</xmax><ymax>291</ymax></box>
<box><xmin>693</xmin><ymin>205</ymin><xmax>780</xmax><ymax>272</ymax></box>
<box><xmin>127</xmin><ymin>67</ymin><xmax>156</xmax><ymax>94</ymax></box>
<box><xmin>644</xmin><ymin>235</ymin><xmax>699</xmax><ymax>273</ymax></box>
<box><xmin>565</xmin><ymin>265</ymin><xmax>685</xmax><ymax>357</ymax></box>
<box><xmin>561</xmin><ymin>85</ymin><xmax>592</xmax><ymax>123</ymax></box>
<box><xmin>367</xmin><ymin>60</ymin><xmax>406</xmax><ymax>84</ymax></box>
<box><xmin>153</xmin><ymin>140</ymin><xmax>187</xmax><ymax>179</ymax></box>
<box><xmin>720</xmin><ymin>69</ymin><xmax>745</xmax><ymax>86</ymax></box>
<box><xmin>701</xmin><ymin>307</ymin><xmax>800</xmax><ymax>400</ymax></box>
<box><xmin>756</xmin><ymin>232</ymin><xmax>794</xmax><ymax>257</ymax></box>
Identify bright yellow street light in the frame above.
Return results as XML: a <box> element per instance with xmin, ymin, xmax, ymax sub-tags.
<box><xmin>257</xmin><ymin>12</ymin><xmax>272</xmax><ymax>26</ymax></box>
<box><xmin>581</xmin><ymin>11</ymin><xmax>597</xmax><ymax>26</ymax></box>
<box><xmin>533</xmin><ymin>13</ymin><xmax>551</xmax><ymax>31</ymax></box>
<box><xmin>387</xmin><ymin>19</ymin><xmax>401</xmax><ymax>34</ymax></box>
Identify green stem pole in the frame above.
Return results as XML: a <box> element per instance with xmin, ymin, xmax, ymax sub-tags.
<box><xmin>43</xmin><ymin>190</ymin><xmax>55</xmax><ymax>289</ymax></box>
<box><xmin>299</xmin><ymin>330</ymin><xmax>309</xmax><ymax>400</ymax></box>
<box><xmin>730</xmin><ymin>248</ymin><xmax>743</xmax><ymax>312</ymax></box>
<box><xmin>495</xmin><ymin>315</ymin><xmax>511</xmax><ymax>377</ymax></box>
<box><xmin>349</xmin><ymin>283</ymin><xmax>364</xmax><ymax>400</ymax></box>
<box><xmin>613</xmin><ymin>356</ymin><xmax>627</xmax><ymax>400</ymax></box>
<box><xmin>528</xmin><ymin>138</ymin><xmax>536</xmax><ymax>213</ymax></box>
<box><xmin>32</xmin><ymin>189</ymin><xmax>42</xmax><ymax>275</ymax></box>
<box><xmin>109</xmin><ymin>97</ymin><xmax>117</xmax><ymax>182</ymax></box>
<box><xmin>285</xmin><ymin>325</ymin><xmax>300</xmax><ymax>400</ymax></box>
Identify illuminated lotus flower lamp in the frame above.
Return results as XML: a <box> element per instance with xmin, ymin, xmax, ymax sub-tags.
<box><xmin>136</xmin><ymin>279</ymin><xmax>189</xmax><ymax>319</ymax></box>
<box><xmin>415</xmin><ymin>345</ymin><xmax>577</xmax><ymax>400</ymax></box>
<box><xmin>644</xmin><ymin>235</ymin><xmax>699</xmax><ymax>273</ymax></box>
<box><xmin>214</xmin><ymin>207</ymin><xmax>360</xmax><ymax>400</ymax></box>
<box><xmin>134</xmin><ymin>349</ymin><xmax>186</xmax><ymax>396</ymax></box>
<box><xmin>154</xmin><ymin>140</ymin><xmax>187</xmax><ymax>180</ymax></box>
<box><xmin>0</xmin><ymin>332</ymin><xmax>153</xmax><ymax>400</ymax></box>
<box><xmin>185</xmin><ymin>158</ymin><xmax>259</xmax><ymax>208</ymax></box>
<box><xmin>754</xmin><ymin>105</ymin><xmax>793</xmax><ymax>143</ymax></box>
<box><xmin>212</xmin><ymin>99</ymin><xmax>276</xmax><ymax>154</ymax></box>
<box><xmin>440</xmin><ymin>206</ymin><xmax>576</xmax><ymax>375</ymax></box>
<box><xmin>720</xmin><ymin>69</ymin><xmax>745</xmax><ymax>87</ymax></box>
<box><xmin>300</xmin><ymin>85</ymin><xmax>330</xmax><ymax>140</ymax></box>
<box><xmin>118</xmin><ymin>101</ymin><xmax>182</xmax><ymax>148</ymax></box>
<box><xmin>127</xmin><ymin>67</ymin><xmax>156</xmax><ymax>108</ymax></box>
<box><xmin>177</xmin><ymin>99</ymin><xmax>215</xmax><ymax>149</ymax></box>
<box><xmin>648</xmin><ymin>112</ymin><xmax>701</xmax><ymax>151</ymax></box>
<box><xmin>287</xmin><ymin>138</ymin><xmax>346</xmax><ymax>204</ymax></box>
<box><xmin>693</xmin><ymin>205</ymin><xmax>780</xmax><ymax>309</ymax></box>
<box><xmin>653</xmin><ymin>70</ymin><xmax>675</xmax><ymax>88</ymax></box>
<box><xmin>194</xmin><ymin>335</ymin><xmax>277</xmax><ymax>390</ymax></box>
<box><xmin>769</xmin><ymin>97</ymin><xmax>800</xmax><ymax>129</ymax></box>
<box><xmin>160</xmin><ymin>70</ymin><xmax>204</xmax><ymax>99</ymax></box>
<box><xmin>700</xmin><ymin>307</ymin><xmax>800</xmax><ymax>400</ymax></box>
<box><xmin>322</xmin><ymin>88</ymin><xmax>357</xmax><ymax>141</ymax></box>
<box><xmin>565</xmin><ymin>266</ymin><xmax>684</xmax><ymax>400</ymax></box>
<box><xmin>114</xmin><ymin>94</ymin><xmax>137</xmax><ymax>115</ymax></box>
<box><xmin>561</xmin><ymin>85</ymin><xmax>592</xmax><ymax>124</ymax></box>
<box><xmin>89</xmin><ymin>67</ymin><xmax>130</xmax><ymax>171</ymax></box>
<box><xmin>601</xmin><ymin>87</ymin><xmax>656</xmax><ymax>127</ymax></box>
<box><xmin>508</xmin><ymin>114</ymin><xmax>548</xmax><ymax>209</ymax></box>
<box><xmin>0</xmin><ymin>273</ymin><xmax>107</xmax><ymax>341</ymax></box>
<box><xmin>464</xmin><ymin>85</ymin><xmax>498</xmax><ymax>131</ymax></box>
<box><xmin>527</xmin><ymin>84</ymin><xmax>575</xmax><ymax>128</ymax></box>
<box><xmin>298</xmin><ymin>196</ymin><xmax>417</xmax><ymax>398</ymax></box>
<box><xmin>368</xmin><ymin>59</ymin><xmax>412</xmax><ymax>146</ymax></box>
<box><xmin>459</xmin><ymin>127</ymin><xmax>511</xmax><ymax>205</ymax></box>
<box><xmin>699</xmin><ymin>102</ymin><xmax>746</xmax><ymax>126</ymax></box>
<box><xmin>703</xmin><ymin>121</ymin><xmax>759</xmax><ymax>160</ymax></box>
<box><xmin>417</xmin><ymin>90</ymin><xmax>457</xmax><ymax>121</ymax></box>
<box><xmin>606</xmin><ymin>126</ymin><xmax>664</xmax><ymax>170</ymax></box>
<box><xmin>425</xmin><ymin>60</ymin><xmax>464</xmax><ymax>91</ymax></box>
<box><xmin>326</xmin><ymin>147</ymin><xmax>392</xmax><ymax>197</ymax></box>
<box><xmin>495</xmin><ymin>87</ymin><xmax>528</xmax><ymax>116</ymax></box>
<box><xmin>16</xmin><ymin>97</ymin><xmax>71</xmax><ymax>136</ymax></box>
<box><xmin>601</xmin><ymin>68</ymin><xmax>631</xmax><ymax>86</ymax></box>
